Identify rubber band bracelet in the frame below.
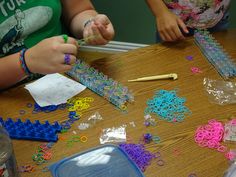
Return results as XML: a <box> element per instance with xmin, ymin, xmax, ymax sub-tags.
<box><xmin>83</xmin><ymin>18</ymin><xmax>93</xmax><ymax>28</ymax></box>
<box><xmin>19</xmin><ymin>48</ymin><xmax>32</xmax><ymax>75</ymax></box>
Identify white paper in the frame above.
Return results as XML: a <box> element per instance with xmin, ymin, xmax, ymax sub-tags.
<box><xmin>25</xmin><ymin>73</ymin><xmax>86</xmax><ymax>107</ymax></box>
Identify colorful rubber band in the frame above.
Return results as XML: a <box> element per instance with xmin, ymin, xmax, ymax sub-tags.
<box><xmin>19</xmin><ymin>48</ymin><xmax>32</xmax><ymax>75</ymax></box>
<box><xmin>80</xmin><ymin>135</ymin><xmax>88</xmax><ymax>142</ymax></box>
<box><xmin>83</xmin><ymin>18</ymin><xmax>93</xmax><ymax>28</ymax></box>
<box><xmin>62</xmin><ymin>34</ymin><xmax>68</xmax><ymax>43</ymax></box>
<box><xmin>64</xmin><ymin>54</ymin><xmax>71</xmax><ymax>65</ymax></box>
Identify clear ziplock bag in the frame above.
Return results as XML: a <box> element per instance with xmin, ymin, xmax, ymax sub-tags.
<box><xmin>203</xmin><ymin>78</ymin><xmax>236</xmax><ymax>105</ymax></box>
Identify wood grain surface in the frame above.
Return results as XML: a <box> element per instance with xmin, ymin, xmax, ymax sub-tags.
<box><xmin>0</xmin><ymin>29</ymin><xmax>236</xmax><ymax>177</ymax></box>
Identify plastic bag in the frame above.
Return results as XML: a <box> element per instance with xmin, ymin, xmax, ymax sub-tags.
<box><xmin>100</xmin><ymin>125</ymin><xmax>126</xmax><ymax>144</ymax></box>
<box><xmin>78</xmin><ymin>112</ymin><xmax>103</xmax><ymax>130</ymax></box>
<box><xmin>224</xmin><ymin>119</ymin><xmax>236</xmax><ymax>142</ymax></box>
<box><xmin>203</xmin><ymin>78</ymin><xmax>236</xmax><ymax>105</ymax></box>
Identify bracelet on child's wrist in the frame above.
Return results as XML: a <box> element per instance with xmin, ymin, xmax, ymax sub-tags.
<box><xmin>19</xmin><ymin>48</ymin><xmax>32</xmax><ymax>76</ymax></box>
<box><xmin>83</xmin><ymin>18</ymin><xmax>93</xmax><ymax>29</ymax></box>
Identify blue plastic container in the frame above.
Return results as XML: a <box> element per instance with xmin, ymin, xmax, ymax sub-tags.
<box><xmin>49</xmin><ymin>144</ymin><xmax>145</xmax><ymax>177</ymax></box>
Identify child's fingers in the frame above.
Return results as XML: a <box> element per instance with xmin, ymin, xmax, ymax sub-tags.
<box><xmin>159</xmin><ymin>31</ymin><xmax>166</xmax><ymax>41</ymax></box>
<box><xmin>67</xmin><ymin>37</ymin><xmax>78</xmax><ymax>46</ymax></box>
<box><xmin>91</xmin><ymin>25</ymin><xmax>108</xmax><ymax>45</ymax></box>
<box><xmin>60</xmin><ymin>44</ymin><xmax>78</xmax><ymax>56</ymax></box>
<box><xmin>96</xmin><ymin>22</ymin><xmax>114</xmax><ymax>41</ymax></box>
<box><xmin>83</xmin><ymin>27</ymin><xmax>90</xmax><ymax>39</ymax></box>
<box><xmin>90</xmin><ymin>24</ymin><xmax>102</xmax><ymax>45</ymax></box>
<box><xmin>83</xmin><ymin>26</ymin><xmax>97</xmax><ymax>45</ymax></box>
<box><xmin>69</xmin><ymin>55</ymin><xmax>77</xmax><ymax>65</ymax></box>
<box><xmin>65</xmin><ymin>55</ymin><xmax>76</xmax><ymax>65</ymax></box>
<box><xmin>162</xmin><ymin>31</ymin><xmax>172</xmax><ymax>42</ymax></box>
<box><xmin>58</xmin><ymin>36</ymin><xmax>77</xmax><ymax>45</ymax></box>
<box><xmin>177</xmin><ymin>18</ymin><xmax>189</xmax><ymax>34</ymax></box>
<box><xmin>167</xmin><ymin>28</ymin><xmax>178</xmax><ymax>41</ymax></box>
<box><xmin>94</xmin><ymin>14</ymin><xmax>110</xmax><ymax>26</ymax></box>
<box><xmin>59</xmin><ymin>53</ymin><xmax>77</xmax><ymax>65</ymax></box>
<box><xmin>173</xmin><ymin>26</ymin><xmax>185</xmax><ymax>40</ymax></box>
<box><xmin>59</xmin><ymin>64</ymin><xmax>73</xmax><ymax>73</ymax></box>
<box><xmin>45</xmin><ymin>58</ymin><xmax>74</xmax><ymax>74</ymax></box>
<box><xmin>86</xmin><ymin>23</ymin><xmax>108</xmax><ymax>45</ymax></box>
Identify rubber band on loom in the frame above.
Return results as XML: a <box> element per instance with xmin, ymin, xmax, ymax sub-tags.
<box><xmin>67</xmin><ymin>59</ymin><xmax>134</xmax><ymax>111</ymax></box>
<box><xmin>194</xmin><ymin>29</ymin><xmax>236</xmax><ymax>79</ymax></box>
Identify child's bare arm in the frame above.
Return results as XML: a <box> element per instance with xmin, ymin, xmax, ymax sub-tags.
<box><xmin>146</xmin><ymin>0</ymin><xmax>188</xmax><ymax>42</ymax></box>
<box><xmin>0</xmin><ymin>52</ymin><xmax>27</xmax><ymax>89</ymax></box>
<box><xmin>61</xmin><ymin>0</ymin><xmax>114</xmax><ymax>45</ymax></box>
<box><xmin>0</xmin><ymin>36</ymin><xmax>78</xmax><ymax>90</ymax></box>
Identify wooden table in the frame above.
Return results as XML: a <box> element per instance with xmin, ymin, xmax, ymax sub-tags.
<box><xmin>0</xmin><ymin>29</ymin><xmax>236</xmax><ymax>177</ymax></box>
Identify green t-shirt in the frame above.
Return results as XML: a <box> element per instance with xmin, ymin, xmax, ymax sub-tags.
<box><xmin>0</xmin><ymin>0</ymin><xmax>62</xmax><ymax>57</ymax></box>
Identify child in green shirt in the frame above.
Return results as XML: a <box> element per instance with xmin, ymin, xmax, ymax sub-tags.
<box><xmin>0</xmin><ymin>0</ymin><xmax>114</xmax><ymax>89</ymax></box>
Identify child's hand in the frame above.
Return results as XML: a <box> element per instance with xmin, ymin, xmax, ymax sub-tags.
<box><xmin>25</xmin><ymin>36</ymin><xmax>78</xmax><ymax>74</ymax></box>
<box><xmin>156</xmin><ymin>11</ymin><xmax>189</xmax><ymax>42</ymax></box>
<box><xmin>83</xmin><ymin>14</ymin><xmax>115</xmax><ymax>45</ymax></box>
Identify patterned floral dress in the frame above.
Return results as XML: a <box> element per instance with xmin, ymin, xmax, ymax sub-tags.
<box><xmin>163</xmin><ymin>0</ymin><xmax>231</xmax><ymax>29</ymax></box>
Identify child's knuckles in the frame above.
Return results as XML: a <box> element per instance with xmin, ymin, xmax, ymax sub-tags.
<box><xmin>51</xmin><ymin>43</ymin><xmax>60</xmax><ymax>52</ymax></box>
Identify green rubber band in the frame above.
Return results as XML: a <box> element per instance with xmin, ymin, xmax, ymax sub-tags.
<box><xmin>62</xmin><ymin>34</ymin><xmax>68</xmax><ymax>43</ymax></box>
<box><xmin>71</xmin><ymin>136</ymin><xmax>81</xmax><ymax>142</ymax></box>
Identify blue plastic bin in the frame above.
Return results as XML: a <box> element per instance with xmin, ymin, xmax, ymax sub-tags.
<box><xmin>49</xmin><ymin>144</ymin><xmax>145</xmax><ymax>177</ymax></box>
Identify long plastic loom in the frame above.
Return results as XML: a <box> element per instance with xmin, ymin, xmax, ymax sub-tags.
<box><xmin>67</xmin><ymin>59</ymin><xmax>134</xmax><ymax>111</ymax></box>
<box><xmin>194</xmin><ymin>29</ymin><xmax>236</xmax><ymax>79</ymax></box>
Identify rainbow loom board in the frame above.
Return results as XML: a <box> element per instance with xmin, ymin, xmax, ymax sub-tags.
<box><xmin>67</xmin><ymin>59</ymin><xmax>134</xmax><ymax>111</ymax></box>
<box><xmin>194</xmin><ymin>29</ymin><xmax>236</xmax><ymax>79</ymax></box>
